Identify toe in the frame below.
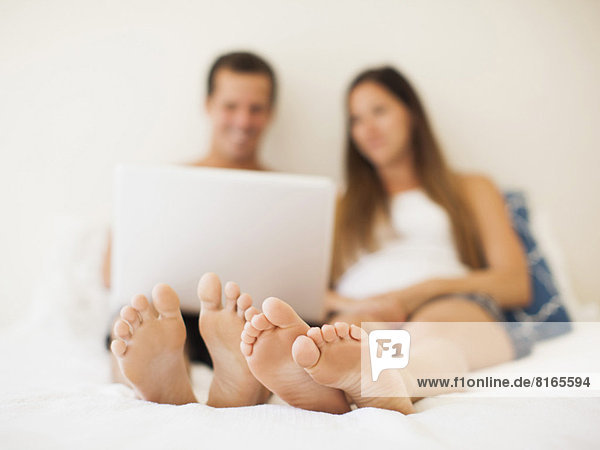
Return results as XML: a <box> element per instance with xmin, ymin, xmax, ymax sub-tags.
<box><xmin>132</xmin><ymin>294</ymin><xmax>157</xmax><ymax>321</ymax></box>
<box><xmin>152</xmin><ymin>283</ymin><xmax>182</xmax><ymax>319</ymax></box>
<box><xmin>306</xmin><ymin>327</ymin><xmax>325</xmax><ymax>347</ymax></box>
<box><xmin>240</xmin><ymin>324</ymin><xmax>257</xmax><ymax>344</ymax></box>
<box><xmin>197</xmin><ymin>272</ymin><xmax>222</xmax><ymax>311</ymax></box>
<box><xmin>292</xmin><ymin>335</ymin><xmax>321</xmax><ymax>369</ymax></box>
<box><xmin>262</xmin><ymin>297</ymin><xmax>306</xmax><ymax>329</ymax></box>
<box><xmin>113</xmin><ymin>319</ymin><xmax>132</xmax><ymax>340</ymax></box>
<box><xmin>236</xmin><ymin>293</ymin><xmax>253</xmax><ymax>318</ymax></box>
<box><xmin>349</xmin><ymin>324</ymin><xmax>363</xmax><ymax>341</ymax></box>
<box><xmin>241</xmin><ymin>331</ymin><xmax>257</xmax><ymax>344</ymax></box>
<box><xmin>224</xmin><ymin>281</ymin><xmax>241</xmax><ymax>311</ymax></box>
<box><xmin>250</xmin><ymin>313</ymin><xmax>274</xmax><ymax>331</ymax></box>
<box><xmin>244</xmin><ymin>306</ymin><xmax>260</xmax><ymax>322</ymax></box>
<box><xmin>243</xmin><ymin>321</ymin><xmax>262</xmax><ymax>338</ymax></box>
<box><xmin>334</xmin><ymin>322</ymin><xmax>350</xmax><ymax>339</ymax></box>
<box><xmin>321</xmin><ymin>324</ymin><xmax>337</xmax><ymax>342</ymax></box>
<box><xmin>240</xmin><ymin>341</ymin><xmax>253</xmax><ymax>357</ymax></box>
<box><xmin>120</xmin><ymin>305</ymin><xmax>141</xmax><ymax>331</ymax></box>
<box><xmin>110</xmin><ymin>339</ymin><xmax>127</xmax><ymax>357</ymax></box>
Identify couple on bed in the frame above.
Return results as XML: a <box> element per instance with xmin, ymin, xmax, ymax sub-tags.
<box><xmin>107</xmin><ymin>51</ymin><xmax>531</xmax><ymax>414</ymax></box>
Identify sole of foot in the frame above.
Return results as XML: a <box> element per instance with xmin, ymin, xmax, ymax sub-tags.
<box><xmin>240</xmin><ymin>297</ymin><xmax>350</xmax><ymax>414</ymax></box>
<box><xmin>110</xmin><ymin>284</ymin><xmax>196</xmax><ymax>405</ymax></box>
<box><xmin>198</xmin><ymin>272</ymin><xmax>270</xmax><ymax>407</ymax></box>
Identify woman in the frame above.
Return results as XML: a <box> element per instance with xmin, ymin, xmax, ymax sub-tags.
<box><xmin>284</xmin><ymin>65</ymin><xmax>534</xmax><ymax>411</ymax></box>
<box><xmin>326</xmin><ymin>66</ymin><xmax>531</xmax><ymax>328</ymax></box>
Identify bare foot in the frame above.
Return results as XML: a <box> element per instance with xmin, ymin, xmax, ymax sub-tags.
<box><xmin>241</xmin><ymin>297</ymin><xmax>350</xmax><ymax>414</ymax></box>
<box><xmin>110</xmin><ymin>284</ymin><xmax>196</xmax><ymax>405</ymax></box>
<box><xmin>198</xmin><ymin>273</ymin><xmax>270</xmax><ymax>407</ymax></box>
<box><xmin>292</xmin><ymin>322</ymin><xmax>414</xmax><ymax>414</ymax></box>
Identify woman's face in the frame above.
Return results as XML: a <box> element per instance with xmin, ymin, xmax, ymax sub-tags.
<box><xmin>348</xmin><ymin>81</ymin><xmax>413</xmax><ymax>168</ymax></box>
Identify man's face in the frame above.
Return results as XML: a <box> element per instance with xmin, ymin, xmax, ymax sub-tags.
<box><xmin>206</xmin><ymin>68</ymin><xmax>273</xmax><ymax>163</ymax></box>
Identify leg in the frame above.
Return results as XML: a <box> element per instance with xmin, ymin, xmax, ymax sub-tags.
<box><xmin>197</xmin><ymin>272</ymin><xmax>270</xmax><ymax>407</ymax></box>
<box><xmin>406</xmin><ymin>296</ymin><xmax>514</xmax><ymax>370</ymax></box>
<box><xmin>399</xmin><ymin>296</ymin><xmax>515</xmax><ymax>398</ymax></box>
<box><xmin>110</xmin><ymin>284</ymin><xmax>196</xmax><ymax>405</ymax></box>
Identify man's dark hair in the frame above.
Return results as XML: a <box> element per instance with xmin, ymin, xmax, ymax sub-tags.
<box><xmin>207</xmin><ymin>51</ymin><xmax>277</xmax><ymax>105</ymax></box>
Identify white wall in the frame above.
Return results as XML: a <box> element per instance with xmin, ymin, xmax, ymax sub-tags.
<box><xmin>1</xmin><ymin>0</ymin><xmax>599</xmax><ymax>327</ymax></box>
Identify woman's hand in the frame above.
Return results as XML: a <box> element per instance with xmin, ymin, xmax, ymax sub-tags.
<box><xmin>325</xmin><ymin>290</ymin><xmax>377</xmax><ymax>325</ymax></box>
<box><xmin>366</xmin><ymin>280</ymin><xmax>441</xmax><ymax>320</ymax></box>
<box><xmin>324</xmin><ymin>290</ymin><xmax>357</xmax><ymax>314</ymax></box>
<box><xmin>325</xmin><ymin>289</ymin><xmax>413</xmax><ymax>324</ymax></box>
<box><xmin>359</xmin><ymin>291</ymin><xmax>410</xmax><ymax>323</ymax></box>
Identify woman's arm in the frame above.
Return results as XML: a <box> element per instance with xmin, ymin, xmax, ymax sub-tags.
<box><xmin>449</xmin><ymin>174</ymin><xmax>531</xmax><ymax>308</ymax></box>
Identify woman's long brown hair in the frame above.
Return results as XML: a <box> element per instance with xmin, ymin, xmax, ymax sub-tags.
<box><xmin>331</xmin><ymin>67</ymin><xmax>486</xmax><ymax>285</ymax></box>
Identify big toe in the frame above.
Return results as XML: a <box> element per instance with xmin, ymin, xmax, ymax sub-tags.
<box><xmin>152</xmin><ymin>283</ymin><xmax>181</xmax><ymax>318</ymax></box>
<box><xmin>198</xmin><ymin>272</ymin><xmax>222</xmax><ymax>311</ymax></box>
<box><xmin>261</xmin><ymin>297</ymin><xmax>306</xmax><ymax>329</ymax></box>
<box><xmin>292</xmin><ymin>335</ymin><xmax>321</xmax><ymax>369</ymax></box>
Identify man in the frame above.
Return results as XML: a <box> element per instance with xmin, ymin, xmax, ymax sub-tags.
<box><xmin>105</xmin><ymin>51</ymin><xmax>277</xmax><ymax>372</ymax></box>
<box><xmin>191</xmin><ymin>51</ymin><xmax>276</xmax><ymax>171</ymax></box>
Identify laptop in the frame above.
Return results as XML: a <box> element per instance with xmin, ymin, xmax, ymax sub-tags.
<box><xmin>111</xmin><ymin>164</ymin><xmax>336</xmax><ymax>323</ymax></box>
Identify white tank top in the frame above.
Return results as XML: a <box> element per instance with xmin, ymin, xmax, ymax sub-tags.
<box><xmin>335</xmin><ymin>189</ymin><xmax>468</xmax><ymax>299</ymax></box>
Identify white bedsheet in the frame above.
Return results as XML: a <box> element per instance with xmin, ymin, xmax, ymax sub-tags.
<box><xmin>1</xmin><ymin>321</ymin><xmax>599</xmax><ymax>450</ymax></box>
<box><xmin>1</xmin><ymin>217</ymin><xmax>599</xmax><ymax>449</ymax></box>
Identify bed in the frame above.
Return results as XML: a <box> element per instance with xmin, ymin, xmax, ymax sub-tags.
<box><xmin>1</xmin><ymin>213</ymin><xmax>599</xmax><ymax>449</ymax></box>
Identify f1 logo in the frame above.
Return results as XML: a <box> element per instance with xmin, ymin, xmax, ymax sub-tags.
<box><xmin>368</xmin><ymin>329</ymin><xmax>411</xmax><ymax>381</ymax></box>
